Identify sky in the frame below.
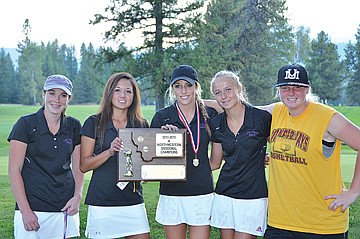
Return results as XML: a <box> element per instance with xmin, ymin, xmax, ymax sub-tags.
<box><xmin>1</xmin><ymin>0</ymin><xmax>360</xmax><ymax>51</ymax></box>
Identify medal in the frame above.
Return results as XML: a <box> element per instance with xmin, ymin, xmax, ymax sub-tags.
<box><xmin>193</xmin><ymin>155</ymin><xmax>199</xmax><ymax>167</ymax></box>
<box><xmin>176</xmin><ymin>101</ymin><xmax>201</xmax><ymax>167</ymax></box>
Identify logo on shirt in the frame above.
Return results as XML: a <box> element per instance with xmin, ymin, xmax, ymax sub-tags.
<box><xmin>271</xmin><ymin>128</ymin><xmax>309</xmax><ymax>153</ymax></box>
<box><xmin>246</xmin><ymin>130</ymin><xmax>259</xmax><ymax>137</ymax></box>
<box><xmin>270</xmin><ymin>128</ymin><xmax>309</xmax><ymax>165</ymax></box>
<box><xmin>63</xmin><ymin>138</ymin><xmax>73</xmax><ymax>144</ymax></box>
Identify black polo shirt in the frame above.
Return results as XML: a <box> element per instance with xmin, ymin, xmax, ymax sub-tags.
<box><xmin>81</xmin><ymin>115</ymin><xmax>148</xmax><ymax>206</ymax></box>
<box><xmin>7</xmin><ymin>107</ymin><xmax>81</xmax><ymax>212</ymax></box>
<box><xmin>210</xmin><ymin>104</ymin><xmax>271</xmax><ymax>199</ymax></box>
<box><xmin>150</xmin><ymin>103</ymin><xmax>218</xmax><ymax>196</ymax></box>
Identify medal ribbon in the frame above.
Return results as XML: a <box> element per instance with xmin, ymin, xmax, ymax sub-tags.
<box><xmin>175</xmin><ymin>101</ymin><xmax>200</xmax><ymax>156</ymax></box>
<box><xmin>63</xmin><ymin>210</ymin><xmax>68</xmax><ymax>239</ymax></box>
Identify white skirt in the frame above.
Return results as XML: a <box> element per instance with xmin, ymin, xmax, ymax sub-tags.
<box><xmin>156</xmin><ymin>193</ymin><xmax>214</xmax><ymax>226</ymax></box>
<box><xmin>14</xmin><ymin>210</ymin><xmax>80</xmax><ymax>239</ymax></box>
<box><xmin>85</xmin><ymin>203</ymin><xmax>150</xmax><ymax>238</ymax></box>
<box><xmin>210</xmin><ymin>193</ymin><xmax>268</xmax><ymax>236</ymax></box>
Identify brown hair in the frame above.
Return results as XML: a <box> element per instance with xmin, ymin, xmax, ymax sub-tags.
<box><xmin>96</xmin><ymin>72</ymin><xmax>147</xmax><ymax>146</ymax></box>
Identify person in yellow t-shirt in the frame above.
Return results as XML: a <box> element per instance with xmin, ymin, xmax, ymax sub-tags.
<box><xmin>259</xmin><ymin>64</ymin><xmax>360</xmax><ymax>239</ymax></box>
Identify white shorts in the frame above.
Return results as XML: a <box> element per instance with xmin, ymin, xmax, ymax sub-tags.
<box><xmin>85</xmin><ymin>203</ymin><xmax>150</xmax><ymax>238</ymax></box>
<box><xmin>155</xmin><ymin>193</ymin><xmax>214</xmax><ymax>226</ymax></box>
<box><xmin>210</xmin><ymin>194</ymin><xmax>268</xmax><ymax>236</ymax></box>
<box><xmin>14</xmin><ymin>210</ymin><xmax>80</xmax><ymax>239</ymax></box>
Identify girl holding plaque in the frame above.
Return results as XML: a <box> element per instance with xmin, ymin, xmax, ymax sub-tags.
<box><xmin>150</xmin><ymin>65</ymin><xmax>223</xmax><ymax>239</ymax></box>
<box><xmin>80</xmin><ymin>72</ymin><xmax>150</xmax><ymax>239</ymax></box>
<box><xmin>209</xmin><ymin>70</ymin><xmax>271</xmax><ymax>239</ymax></box>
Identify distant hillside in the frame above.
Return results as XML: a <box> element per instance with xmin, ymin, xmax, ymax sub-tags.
<box><xmin>2</xmin><ymin>48</ymin><xmax>20</xmax><ymax>67</ymax></box>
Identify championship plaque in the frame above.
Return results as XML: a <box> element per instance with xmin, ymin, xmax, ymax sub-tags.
<box><xmin>117</xmin><ymin>128</ymin><xmax>187</xmax><ymax>181</ymax></box>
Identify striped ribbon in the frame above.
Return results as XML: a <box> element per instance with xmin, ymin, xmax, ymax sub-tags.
<box><xmin>63</xmin><ymin>210</ymin><xmax>68</xmax><ymax>239</ymax></box>
<box><xmin>175</xmin><ymin>101</ymin><xmax>200</xmax><ymax>156</ymax></box>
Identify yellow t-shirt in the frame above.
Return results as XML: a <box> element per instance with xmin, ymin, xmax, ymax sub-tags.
<box><xmin>268</xmin><ymin>102</ymin><xmax>348</xmax><ymax>234</ymax></box>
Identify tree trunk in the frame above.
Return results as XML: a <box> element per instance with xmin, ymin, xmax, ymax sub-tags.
<box><xmin>156</xmin><ymin>92</ymin><xmax>165</xmax><ymax>111</ymax></box>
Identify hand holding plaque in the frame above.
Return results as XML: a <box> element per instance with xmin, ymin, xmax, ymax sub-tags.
<box><xmin>117</xmin><ymin>128</ymin><xmax>187</xmax><ymax>181</ymax></box>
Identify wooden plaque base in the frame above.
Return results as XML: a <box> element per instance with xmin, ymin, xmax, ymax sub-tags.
<box><xmin>117</xmin><ymin>128</ymin><xmax>187</xmax><ymax>181</ymax></box>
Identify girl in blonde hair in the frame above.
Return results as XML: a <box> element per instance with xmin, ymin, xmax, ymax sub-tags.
<box><xmin>151</xmin><ymin>65</ymin><xmax>222</xmax><ymax>239</ymax></box>
<box><xmin>209</xmin><ymin>70</ymin><xmax>271</xmax><ymax>239</ymax></box>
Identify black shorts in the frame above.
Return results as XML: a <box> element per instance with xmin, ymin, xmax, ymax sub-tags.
<box><xmin>264</xmin><ymin>225</ymin><xmax>348</xmax><ymax>239</ymax></box>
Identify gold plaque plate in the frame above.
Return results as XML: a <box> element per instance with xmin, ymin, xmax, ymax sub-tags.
<box><xmin>117</xmin><ymin>128</ymin><xmax>187</xmax><ymax>181</ymax></box>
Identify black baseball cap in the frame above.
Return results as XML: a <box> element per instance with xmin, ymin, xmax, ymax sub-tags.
<box><xmin>170</xmin><ymin>65</ymin><xmax>198</xmax><ymax>86</ymax></box>
<box><xmin>276</xmin><ymin>64</ymin><xmax>310</xmax><ymax>87</ymax></box>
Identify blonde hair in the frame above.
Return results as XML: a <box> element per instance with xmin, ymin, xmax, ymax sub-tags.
<box><xmin>169</xmin><ymin>82</ymin><xmax>211</xmax><ymax>137</ymax></box>
<box><xmin>275</xmin><ymin>86</ymin><xmax>319</xmax><ymax>102</ymax></box>
<box><xmin>211</xmin><ymin>70</ymin><xmax>249</xmax><ymax>104</ymax></box>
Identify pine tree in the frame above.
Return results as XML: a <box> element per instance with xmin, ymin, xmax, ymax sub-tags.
<box><xmin>306</xmin><ymin>31</ymin><xmax>344</xmax><ymax>103</ymax></box>
<box><xmin>195</xmin><ymin>0</ymin><xmax>295</xmax><ymax>104</ymax></box>
<box><xmin>0</xmin><ymin>49</ymin><xmax>16</xmax><ymax>103</ymax></box>
<box><xmin>344</xmin><ymin>26</ymin><xmax>360</xmax><ymax>105</ymax></box>
<box><xmin>91</xmin><ymin>0</ymin><xmax>206</xmax><ymax>109</ymax></box>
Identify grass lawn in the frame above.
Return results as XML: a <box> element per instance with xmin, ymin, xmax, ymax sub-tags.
<box><xmin>1</xmin><ymin>104</ymin><xmax>360</xmax><ymax>238</ymax></box>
